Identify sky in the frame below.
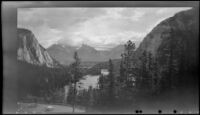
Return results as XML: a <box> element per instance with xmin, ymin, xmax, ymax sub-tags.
<box><xmin>18</xmin><ymin>7</ymin><xmax>191</xmax><ymax>50</ymax></box>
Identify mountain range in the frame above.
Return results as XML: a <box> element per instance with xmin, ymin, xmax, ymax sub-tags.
<box><xmin>17</xmin><ymin>28</ymin><xmax>125</xmax><ymax>67</ymax></box>
<box><xmin>47</xmin><ymin>43</ymin><xmax>124</xmax><ymax>65</ymax></box>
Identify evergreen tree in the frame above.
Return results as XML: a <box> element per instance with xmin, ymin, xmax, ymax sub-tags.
<box><xmin>69</xmin><ymin>51</ymin><xmax>82</xmax><ymax>112</ymax></box>
<box><xmin>120</xmin><ymin>55</ymin><xmax>125</xmax><ymax>85</ymax></box>
<box><xmin>139</xmin><ymin>51</ymin><xmax>148</xmax><ymax>90</ymax></box>
<box><xmin>152</xmin><ymin>57</ymin><xmax>160</xmax><ymax>94</ymax></box>
<box><xmin>108</xmin><ymin>59</ymin><xmax>115</xmax><ymax>106</ymax></box>
<box><xmin>88</xmin><ymin>86</ymin><xmax>94</xmax><ymax>109</ymax></box>
<box><xmin>120</xmin><ymin>40</ymin><xmax>136</xmax><ymax>88</ymax></box>
<box><xmin>168</xmin><ymin>26</ymin><xmax>179</xmax><ymax>89</ymax></box>
<box><xmin>67</xmin><ymin>83</ymin><xmax>74</xmax><ymax>104</ymax></box>
<box><xmin>98</xmin><ymin>74</ymin><xmax>105</xmax><ymax>90</ymax></box>
<box><xmin>147</xmin><ymin>52</ymin><xmax>154</xmax><ymax>91</ymax></box>
<box><xmin>97</xmin><ymin>73</ymin><xmax>107</xmax><ymax>107</ymax></box>
<box><xmin>118</xmin><ymin>40</ymin><xmax>137</xmax><ymax>107</ymax></box>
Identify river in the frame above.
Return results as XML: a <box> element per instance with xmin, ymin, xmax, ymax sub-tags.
<box><xmin>77</xmin><ymin>75</ymin><xmax>100</xmax><ymax>90</ymax></box>
<box><xmin>64</xmin><ymin>75</ymin><xmax>100</xmax><ymax>102</ymax></box>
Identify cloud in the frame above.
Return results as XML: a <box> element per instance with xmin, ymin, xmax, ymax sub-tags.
<box><xmin>18</xmin><ymin>7</ymin><xmax>192</xmax><ymax>50</ymax></box>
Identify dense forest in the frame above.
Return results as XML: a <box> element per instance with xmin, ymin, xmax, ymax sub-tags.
<box><xmin>17</xmin><ymin>61</ymin><xmax>70</xmax><ymax>103</ymax></box>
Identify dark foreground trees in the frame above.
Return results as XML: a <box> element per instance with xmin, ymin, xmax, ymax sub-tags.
<box><xmin>17</xmin><ymin>61</ymin><xmax>70</xmax><ymax>103</ymax></box>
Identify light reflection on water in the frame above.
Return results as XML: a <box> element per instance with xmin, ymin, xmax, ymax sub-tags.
<box><xmin>64</xmin><ymin>75</ymin><xmax>100</xmax><ymax>100</ymax></box>
<box><xmin>77</xmin><ymin>75</ymin><xmax>100</xmax><ymax>90</ymax></box>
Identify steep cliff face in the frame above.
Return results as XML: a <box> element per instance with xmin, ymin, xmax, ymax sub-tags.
<box><xmin>17</xmin><ymin>28</ymin><xmax>59</xmax><ymax>68</ymax></box>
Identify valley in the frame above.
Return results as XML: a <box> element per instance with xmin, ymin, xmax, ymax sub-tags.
<box><xmin>14</xmin><ymin>7</ymin><xmax>199</xmax><ymax>114</ymax></box>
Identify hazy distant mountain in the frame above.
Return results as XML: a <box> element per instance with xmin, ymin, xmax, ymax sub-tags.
<box><xmin>47</xmin><ymin>44</ymin><xmax>76</xmax><ymax>65</ymax></box>
<box><xmin>47</xmin><ymin>43</ymin><xmax>124</xmax><ymax>65</ymax></box>
<box><xmin>17</xmin><ymin>28</ymin><xmax>59</xmax><ymax>68</ymax></box>
<box><xmin>77</xmin><ymin>44</ymin><xmax>102</xmax><ymax>62</ymax></box>
<box><xmin>109</xmin><ymin>45</ymin><xmax>124</xmax><ymax>59</ymax></box>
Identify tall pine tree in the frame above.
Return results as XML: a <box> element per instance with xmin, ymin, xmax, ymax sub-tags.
<box><xmin>108</xmin><ymin>59</ymin><xmax>115</xmax><ymax>106</ymax></box>
<box><xmin>120</xmin><ymin>40</ymin><xmax>136</xmax><ymax>89</ymax></box>
<box><xmin>69</xmin><ymin>51</ymin><xmax>82</xmax><ymax>113</ymax></box>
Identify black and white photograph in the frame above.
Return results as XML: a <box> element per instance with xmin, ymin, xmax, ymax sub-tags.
<box><xmin>2</xmin><ymin>1</ymin><xmax>199</xmax><ymax>114</ymax></box>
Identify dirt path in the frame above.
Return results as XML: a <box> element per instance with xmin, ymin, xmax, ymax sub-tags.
<box><xmin>16</xmin><ymin>102</ymin><xmax>85</xmax><ymax>114</ymax></box>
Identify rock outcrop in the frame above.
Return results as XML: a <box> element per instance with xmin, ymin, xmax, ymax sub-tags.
<box><xmin>17</xmin><ymin>28</ymin><xmax>59</xmax><ymax>68</ymax></box>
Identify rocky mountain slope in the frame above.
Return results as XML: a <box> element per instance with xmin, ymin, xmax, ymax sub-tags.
<box><xmin>135</xmin><ymin>8</ymin><xmax>199</xmax><ymax>72</ymax></box>
<box><xmin>17</xmin><ymin>28</ymin><xmax>59</xmax><ymax>68</ymax></box>
<box><xmin>136</xmin><ymin>8</ymin><xmax>198</xmax><ymax>57</ymax></box>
